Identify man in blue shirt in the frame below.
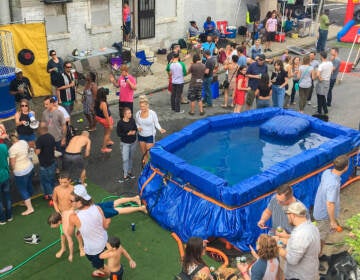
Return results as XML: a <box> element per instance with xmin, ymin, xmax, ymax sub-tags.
<box><xmin>203</xmin><ymin>16</ymin><xmax>216</xmax><ymax>35</ymax></box>
<box><xmin>246</xmin><ymin>54</ymin><xmax>268</xmax><ymax>110</ymax></box>
<box><xmin>313</xmin><ymin>154</ymin><xmax>349</xmax><ymax>254</ymax></box>
<box><xmin>237</xmin><ymin>46</ymin><xmax>247</xmax><ymax>66</ymax></box>
<box><xmin>201</xmin><ymin>35</ymin><xmax>216</xmax><ymax>63</ymax></box>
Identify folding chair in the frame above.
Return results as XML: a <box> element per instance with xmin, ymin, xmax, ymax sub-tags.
<box><xmin>135</xmin><ymin>50</ymin><xmax>154</xmax><ymax>75</ymax></box>
<box><xmin>72</xmin><ymin>60</ymin><xmax>86</xmax><ymax>86</ymax></box>
<box><xmin>87</xmin><ymin>56</ymin><xmax>104</xmax><ymax>83</ymax></box>
<box><xmin>216</xmin><ymin>20</ymin><xmax>232</xmax><ymax>38</ymax></box>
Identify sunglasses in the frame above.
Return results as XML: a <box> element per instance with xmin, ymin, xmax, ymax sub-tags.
<box><xmin>65</xmin><ymin>65</ymin><xmax>72</xmax><ymax>69</ymax></box>
<box><xmin>51</xmin><ymin>53</ymin><xmax>56</xmax><ymax>56</ymax></box>
<box><xmin>21</xmin><ymin>104</ymin><xmax>28</xmax><ymax>107</ymax></box>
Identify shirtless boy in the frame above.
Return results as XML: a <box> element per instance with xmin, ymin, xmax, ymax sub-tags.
<box><xmin>52</xmin><ymin>172</ymin><xmax>84</xmax><ymax>261</ymax></box>
<box><xmin>100</xmin><ymin>236</ymin><xmax>136</xmax><ymax>280</ymax></box>
<box><xmin>62</xmin><ymin>131</ymin><xmax>91</xmax><ymax>184</ymax></box>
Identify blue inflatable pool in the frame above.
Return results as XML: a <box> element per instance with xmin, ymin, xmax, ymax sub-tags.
<box><xmin>138</xmin><ymin>108</ymin><xmax>360</xmax><ymax>251</ymax></box>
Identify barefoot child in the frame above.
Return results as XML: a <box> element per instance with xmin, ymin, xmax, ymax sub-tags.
<box><xmin>100</xmin><ymin>236</ymin><xmax>136</xmax><ymax>279</ymax></box>
<box><xmin>52</xmin><ymin>172</ymin><xmax>84</xmax><ymax>261</ymax></box>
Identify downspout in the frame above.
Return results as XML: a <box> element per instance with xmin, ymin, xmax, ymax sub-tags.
<box><xmin>0</xmin><ymin>0</ymin><xmax>11</xmax><ymax>25</ymax></box>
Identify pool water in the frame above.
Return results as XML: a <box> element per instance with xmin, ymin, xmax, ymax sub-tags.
<box><xmin>174</xmin><ymin>126</ymin><xmax>330</xmax><ymax>185</ymax></box>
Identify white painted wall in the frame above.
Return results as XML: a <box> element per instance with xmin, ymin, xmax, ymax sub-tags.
<box><xmin>8</xmin><ymin>0</ymin><xmax>276</xmax><ymax>56</ymax></box>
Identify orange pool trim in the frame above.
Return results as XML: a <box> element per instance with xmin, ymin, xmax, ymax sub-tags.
<box><xmin>143</xmin><ymin>150</ymin><xmax>359</xmax><ymax>210</ymax></box>
<box><xmin>170</xmin><ymin>232</ymin><xmax>229</xmax><ymax>269</ymax></box>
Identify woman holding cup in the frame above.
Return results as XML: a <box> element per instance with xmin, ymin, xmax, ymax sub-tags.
<box><xmin>14</xmin><ymin>99</ymin><xmax>37</xmax><ymax>150</ymax></box>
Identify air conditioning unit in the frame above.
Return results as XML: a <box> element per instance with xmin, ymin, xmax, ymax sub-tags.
<box><xmin>43</xmin><ymin>0</ymin><xmax>72</xmax><ymax>4</ymax></box>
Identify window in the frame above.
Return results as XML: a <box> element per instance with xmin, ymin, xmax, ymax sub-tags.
<box><xmin>44</xmin><ymin>3</ymin><xmax>68</xmax><ymax>34</ymax></box>
<box><xmin>90</xmin><ymin>0</ymin><xmax>110</xmax><ymax>27</ymax></box>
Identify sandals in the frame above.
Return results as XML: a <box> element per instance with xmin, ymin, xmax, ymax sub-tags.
<box><xmin>91</xmin><ymin>270</ymin><xmax>106</xmax><ymax>278</ymax></box>
<box><xmin>221</xmin><ymin>104</ymin><xmax>228</xmax><ymax>108</ymax></box>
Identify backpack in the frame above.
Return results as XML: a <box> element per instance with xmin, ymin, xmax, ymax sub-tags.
<box><xmin>320</xmin><ymin>251</ymin><xmax>358</xmax><ymax>280</ymax></box>
<box><xmin>178</xmin><ymin>38</ymin><xmax>187</xmax><ymax>49</ymax></box>
<box><xmin>174</xmin><ymin>264</ymin><xmax>205</xmax><ymax>280</ymax></box>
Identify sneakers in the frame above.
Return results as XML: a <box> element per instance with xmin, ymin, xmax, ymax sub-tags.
<box><xmin>307</xmin><ymin>101</ymin><xmax>312</xmax><ymax>105</ymax></box>
<box><xmin>24</xmin><ymin>234</ymin><xmax>41</xmax><ymax>244</ymax></box>
<box><xmin>0</xmin><ymin>221</ymin><xmax>6</xmax><ymax>226</ymax></box>
<box><xmin>7</xmin><ymin>217</ymin><xmax>13</xmax><ymax>222</ymax></box>
<box><xmin>175</xmin><ymin>110</ymin><xmax>185</xmax><ymax>114</ymax></box>
<box><xmin>118</xmin><ymin>176</ymin><xmax>130</xmax><ymax>183</ymax></box>
<box><xmin>127</xmin><ymin>173</ymin><xmax>136</xmax><ymax>179</ymax></box>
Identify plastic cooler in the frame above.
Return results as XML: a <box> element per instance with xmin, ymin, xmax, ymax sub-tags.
<box><xmin>0</xmin><ymin>67</ymin><xmax>16</xmax><ymax>119</ymax></box>
<box><xmin>339</xmin><ymin>61</ymin><xmax>353</xmax><ymax>73</ymax></box>
<box><xmin>275</xmin><ymin>32</ymin><xmax>285</xmax><ymax>42</ymax></box>
<box><xmin>226</xmin><ymin>26</ymin><xmax>237</xmax><ymax>38</ymax></box>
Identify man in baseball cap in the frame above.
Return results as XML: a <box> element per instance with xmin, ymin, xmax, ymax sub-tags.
<box><xmin>278</xmin><ymin>201</ymin><xmax>321</xmax><ymax>279</ymax></box>
<box><xmin>73</xmin><ymin>184</ymin><xmax>91</xmax><ymax>201</ymax></box>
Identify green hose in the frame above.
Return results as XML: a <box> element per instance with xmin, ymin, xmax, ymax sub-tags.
<box><xmin>0</xmin><ymin>196</ymin><xmax>140</xmax><ymax>278</ymax></box>
<box><xmin>0</xmin><ymin>239</ymin><xmax>60</xmax><ymax>278</ymax></box>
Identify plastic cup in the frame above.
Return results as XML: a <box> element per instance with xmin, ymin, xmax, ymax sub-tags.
<box><xmin>131</xmin><ymin>222</ymin><xmax>135</xmax><ymax>231</ymax></box>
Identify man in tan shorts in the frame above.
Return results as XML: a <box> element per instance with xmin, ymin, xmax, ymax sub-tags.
<box><xmin>63</xmin><ymin>131</ymin><xmax>91</xmax><ymax>184</ymax></box>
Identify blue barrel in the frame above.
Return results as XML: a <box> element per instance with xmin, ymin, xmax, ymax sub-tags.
<box><xmin>0</xmin><ymin>67</ymin><xmax>16</xmax><ymax>119</ymax></box>
<box><xmin>226</xmin><ymin>26</ymin><xmax>237</xmax><ymax>38</ymax></box>
<box><xmin>202</xmin><ymin>80</ymin><xmax>220</xmax><ymax>99</ymax></box>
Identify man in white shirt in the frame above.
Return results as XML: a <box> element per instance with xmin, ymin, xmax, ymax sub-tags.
<box><xmin>316</xmin><ymin>51</ymin><xmax>333</xmax><ymax>115</ymax></box>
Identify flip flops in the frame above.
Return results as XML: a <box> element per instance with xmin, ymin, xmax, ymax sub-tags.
<box><xmin>91</xmin><ymin>270</ymin><xmax>106</xmax><ymax>278</ymax></box>
<box><xmin>24</xmin><ymin>234</ymin><xmax>40</xmax><ymax>244</ymax></box>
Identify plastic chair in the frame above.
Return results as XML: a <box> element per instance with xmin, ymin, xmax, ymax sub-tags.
<box><xmin>216</xmin><ymin>20</ymin><xmax>232</xmax><ymax>38</ymax></box>
<box><xmin>135</xmin><ymin>50</ymin><xmax>154</xmax><ymax>75</ymax></box>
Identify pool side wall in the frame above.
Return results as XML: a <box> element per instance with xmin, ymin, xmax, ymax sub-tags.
<box><xmin>139</xmin><ymin>108</ymin><xmax>360</xmax><ymax>250</ymax></box>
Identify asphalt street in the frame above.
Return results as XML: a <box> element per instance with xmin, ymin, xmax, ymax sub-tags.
<box><xmin>84</xmin><ymin>40</ymin><xmax>360</xmax><ymax>195</ymax></box>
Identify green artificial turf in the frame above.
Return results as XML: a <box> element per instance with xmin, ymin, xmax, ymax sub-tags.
<box><xmin>0</xmin><ymin>183</ymin><xmax>183</xmax><ymax>279</ymax></box>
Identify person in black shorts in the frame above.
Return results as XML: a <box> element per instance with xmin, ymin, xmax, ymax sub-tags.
<box><xmin>187</xmin><ymin>54</ymin><xmax>206</xmax><ymax>116</ymax></box>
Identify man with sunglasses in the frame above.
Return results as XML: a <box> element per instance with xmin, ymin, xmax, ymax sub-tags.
<box><xmin>9</xmin><ymin>68</ymin><xmax>34</xmax><ymax>102</ymax></box>
<box><xmin>257</xmin><ymin>184</ymin><xmax>309</xmax><ymax>239</ymax></box>
<box><xmin>56</xmin><ymin>61</ymin><xmax>76</xmax><ymax>114</ymax></box>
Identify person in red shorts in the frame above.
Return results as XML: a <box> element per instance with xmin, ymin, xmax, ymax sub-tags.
<box><xmin>234</xmin><ymin>65</ymin><xmax>250</xmax><ymax>113</ymax></box>
<box><xmin>94</xmin><ymin>88</ymin><xmax>114</xmax><ymax>153</ymax></box>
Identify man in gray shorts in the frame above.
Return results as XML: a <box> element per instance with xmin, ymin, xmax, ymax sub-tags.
<box><xmin>63</xmin><ymin>131</ymin><xmax>91</xmax><ymax>184</ymax></box>
<box><xmin>313</xmin><ymin>154</ymin><xmax>349</xmax><ymax>254</ymax></box>
<box><xmin>246</xmin><ymin>54</ymin><xmax>268</xmax><ymax>110</ymax></box>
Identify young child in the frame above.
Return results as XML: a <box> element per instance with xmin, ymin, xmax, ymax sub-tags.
<box><xmin>0</xmin><ymin>122</ymin><xmax>9</xmax><ymax>144</ymax></box>
<box><xmin>100</xmin><ymin>236</ymin><xmax>136</xmax><ymax>280</ymax></box>
<box><xmin>52</xmin><ymin>172</ymin><xmax>83</xmax><ymax>261</ymax></box>
<box><xmin>234</xmin><ymin>65</ymin><xmax>250</xmax><ymax>113</ymax></box>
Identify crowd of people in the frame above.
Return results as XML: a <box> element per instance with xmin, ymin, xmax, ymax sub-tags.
<box><xmin>0</xmin><ymin>10</ymin><xmax>349</xmax><ymax>279</ymax></box>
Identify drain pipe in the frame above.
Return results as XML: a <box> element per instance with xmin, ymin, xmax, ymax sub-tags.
<box><xmin>0</xmin><ymin>1</ymin><xmax>11</xmax><ymax>25</ymax></box>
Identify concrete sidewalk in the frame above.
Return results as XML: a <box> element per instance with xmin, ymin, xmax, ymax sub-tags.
<box><xmin>1</xmin><ymin>24</ymin><xmax>342</xmax><ymax>126</ymax></box>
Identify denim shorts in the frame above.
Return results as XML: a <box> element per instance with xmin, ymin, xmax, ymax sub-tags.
<box><xmin>138</xmin><ymin>135</ymin><xmax>154</xmax><ymax>144</ymax></box>
<box><xmin>19</xmin><ymin>133</ymin><xmax>36</xmax><ymax>142</ymax></box>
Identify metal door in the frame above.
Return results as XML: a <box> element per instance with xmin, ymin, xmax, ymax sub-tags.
<box><xmin>138</xmin><ymin>0</ymin><xmax>155</xmax><ymax>39</ymax></box>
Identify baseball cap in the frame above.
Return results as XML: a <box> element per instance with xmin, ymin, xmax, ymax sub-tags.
<box><xmin>74</xmin><ymin>184</ymin><xmax>92</xmax><ymax>201</ymax></box>
<box><xmin>15</xmin><ymin>68</ymin><xmax>23</xmax><ymax>74</ymax></box>
<box><xmin>258</xmin><ymin>54</ymin><xmax>266</xmax><ymax>61</ymax></box>
<box><xmin>51</xmin><ymin>96</ymin><xmax>58</xmax><ymax>102</ymax></box>
<box><xmin>284</xmin><ymin>202</ymin><xmax>307</xmax><ymax>216</ymax></box>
